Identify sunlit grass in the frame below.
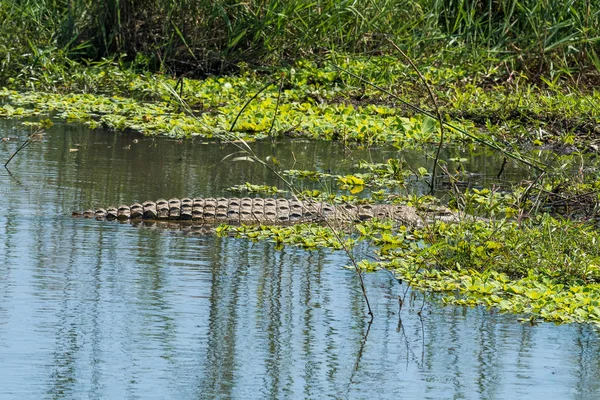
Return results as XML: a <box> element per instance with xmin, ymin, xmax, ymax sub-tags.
<box><xmin>1</xmin><ymin>0</ymin><xmax>599</xmax><ymax>85</ymax></box>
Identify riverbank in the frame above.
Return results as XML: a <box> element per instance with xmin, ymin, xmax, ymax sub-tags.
<box><xmin>2</xmin><ymin>56</ymin><xmax>599</xmax><ymax>151</ymax></box>
<box><xmin>2</xmin><ymin>55</ymin><xmax>600</xmax><ymax>328</ymax></box>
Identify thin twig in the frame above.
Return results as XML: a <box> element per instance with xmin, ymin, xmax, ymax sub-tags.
<box><xmin>164</xmin><ymin>79</ymin><xmax>375</xmax><ymax>318</ymax></box>
<box><xmin>519</xmin><ymin>169</ymin><xmax>547</xmax><ymax>209</ymax></box>
<box><xmin>417</xmin><ymin>291</ymin><xmax>427</xmax><ymax>316</ymax></box>
<box><xmin>497</xmin><ymin>157</ymin><xmax>507</xmax><ymax>178</ymax></box>
<box><xmin>386</xmin><ymin>39</ymin><xmax>446</xmax><ymax>195</ymax></box>
<box><xmin>4</xmin><ymin>135</ymin><xmax>34</xmax><ymax>168</ymax></box>
<box><xmin>229</xmin><ymin>80</ymin><xmax>277</xmax><ymax>133</ymax></box>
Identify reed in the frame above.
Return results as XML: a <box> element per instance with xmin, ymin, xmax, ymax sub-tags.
<box><xmin>1</xmin><ymin>0</ymin><xmax>599</xmax><ymax>82</ymax></box>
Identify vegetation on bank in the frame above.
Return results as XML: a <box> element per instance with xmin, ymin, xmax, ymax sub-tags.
<box><xmin>216</xmin><ymin>177</ymin><xmax>600</xmax><ymax>328</ymax></box>
<box><xmin>1</xmin><ymin>57</ymin><xmax>599</xmax><ymax>151</ymax></box>
<box><xmin>2</xmin><ymin>0</ymin><xmax>599</xmax><ymax>80</ymax></box>
<box><xmin>3</xmin><ymin>0</ymin><xmax>600</xmax><ymax>326</ymax></box>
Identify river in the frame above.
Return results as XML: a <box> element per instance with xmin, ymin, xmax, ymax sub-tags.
<box><xmin>0</xmin><ymin>120</ymin><xmax>599</xmax><ymax>399</ymax></box>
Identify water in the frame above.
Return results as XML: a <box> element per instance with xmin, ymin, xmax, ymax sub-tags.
<box><xmin>1</xmin><ymin>120</ymin><xmax>599</xmax><ymax>399</ymax></box>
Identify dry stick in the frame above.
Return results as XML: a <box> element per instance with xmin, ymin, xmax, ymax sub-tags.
<box><xmin>4</xmin><ymin>136</ymin><xmax>33</xmax><ymax>168</ymax></box>
<box><xmin>229</xmin><ymin>80</ymin><xmax>277</xmax><ymax>133</ymax></box>
<box><xmin>227</xmin><ymin>79</ymin><xmax>374</xmax><ymax>320</ymax></box>
<box><xmin>386</xmin><ymin>39</ymin><xmax>446</xmax><ymax>195</ymax></box>
<box><xmin>165</xmin><ymin>80</ymin><xmax>375</xmax><ymax>320</ymax></box>
<box><xmin>331</xmin><ymin>65</ymin><xmax>547</xmax><ymax>172</ymax></box>
<box><xmin>497</xmin><ymin>157</ymin><xmax>508</xmax><ymax>178</ymax></box>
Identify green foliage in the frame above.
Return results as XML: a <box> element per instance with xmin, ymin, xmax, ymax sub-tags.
<box><xmin>450</xmin><ymin>188</ymin><xmax>519</xmax><ymax>218</ymax></box>
<box><xmin>363</xmin><ymin>213</ymin><xmax>600</xmax><ymax>327</ymax></box>
<box><xmin>0</xmin><ymin>72</ymin><xmax>474</xmax><ymax>146</ymax></box>
<box><xmin>2</xmin><ymin>0</ymin><xmax>600</xmax><ymax>84</ymax></box>
<box><xmin>216</xmin><ymin>223</ymin><xmax>350</xmax><ymax>250</ymax></box>
<box><xmin>403</xmin><ymin>267</ymin><xmax>600</xmax><ymax>328</ymax></box>
<box><xmin>3</xmin><ymin>0</ymin><xmax>600</xmax><ymax>328</ymax></box>
<box><xmin>398</xmin><ymin>216</ymin><xmax>600</xmax><ymax>286</ymax></box>
<box><xmin>428</xmin><ymin>0</ymin><xmax>600</xmax><ymax>75</ymax></box>
<box><xmin>2</xmin><ymin>54</ymin><xmax>599</xmax><ymax>149</ymax></box>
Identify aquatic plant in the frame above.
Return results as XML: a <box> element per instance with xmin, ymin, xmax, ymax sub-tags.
<box><xmin>2</xmin><ymin>53</ymin><xmax>599</xmax><ymax>151</ymax></box>
<box><xmin>222</xmin><ymin>210</ymin><xmax>600</xmax><ymax>328</ymax></box>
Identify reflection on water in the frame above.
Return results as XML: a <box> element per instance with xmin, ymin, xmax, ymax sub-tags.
<box><xmin>0</xmin><ymin>120</ymin><xmax>599</xmax><ymax>399</ymax></box>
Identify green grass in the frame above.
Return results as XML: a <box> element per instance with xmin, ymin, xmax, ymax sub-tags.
<box><xmin>1</xmin><ymin>0</ymin><xmax>599</xmax><ymax>85</ymax></box>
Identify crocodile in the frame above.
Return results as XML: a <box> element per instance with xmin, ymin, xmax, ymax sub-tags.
<box><xmin>72</xmin><ymin>197</ymin><xmax>463</xmax><ymax>229</ymax></box>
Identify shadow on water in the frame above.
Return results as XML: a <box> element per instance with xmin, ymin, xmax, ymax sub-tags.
<box><xmin>1</xmin><ymin>119</ymin><xmax>600</xmax><ymax>399</ymax></box>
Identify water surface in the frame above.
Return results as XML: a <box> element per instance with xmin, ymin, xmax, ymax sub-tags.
<box><xmin>0</xmin><ymin>120</ymin><xmax>599</xmax><ymax>399</ymax></box>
